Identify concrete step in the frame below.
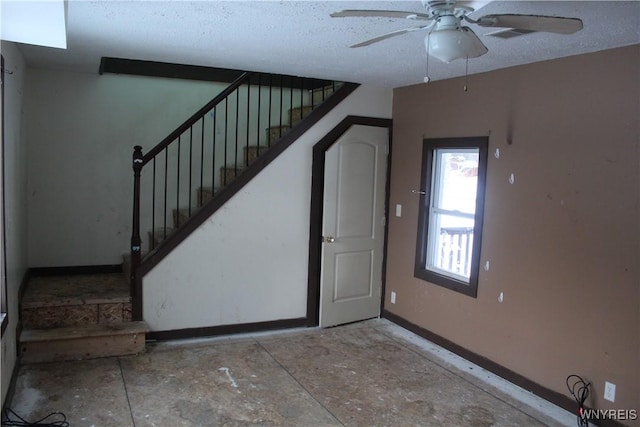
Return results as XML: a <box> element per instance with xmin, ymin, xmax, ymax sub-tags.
<box><xmin>20</xmin><ymin>321</ymin><xmax>149</xmax><ymax>364</ymax></box>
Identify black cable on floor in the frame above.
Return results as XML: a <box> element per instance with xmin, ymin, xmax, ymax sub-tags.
<box><xmin>1</xmin><ymin>408</ymin><xmax>69</xmax><ymax>427</ymax></box>
<box><xmin>566</xmin><ymin>374</ymin><xmax>591</xmax><ymax>427</ymax></box>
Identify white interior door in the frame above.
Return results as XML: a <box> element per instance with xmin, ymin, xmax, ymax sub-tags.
<box><xmin>320</xmin><ymin>125</ymin><xmax>388</xmax><ymax>328</ymax></box>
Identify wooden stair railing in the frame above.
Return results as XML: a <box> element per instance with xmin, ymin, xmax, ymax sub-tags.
<box><xmin>130</xmin><ymin>71</ymin><xmax>359</xmax><ymax>319</ymax></box>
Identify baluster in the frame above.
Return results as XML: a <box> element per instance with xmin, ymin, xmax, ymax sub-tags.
<box><xmin>212</xmin><ymin>106</ymin><xmax>217</xmax><ymax>194</ymax></box>
<box><xmin>300</xmin><ymin>77</ymin><xmax>304</xmax><ymax>121</ymax></box>
<box><xmin>455</xmin><ymin>233</ymin><xmax>461</xmax><ymax>274</ymax></box>
<box><xmin>256</xmin><ymin>74</ymin><xmax>262</xmax><ymax>149</ymax></box>
<box><xmin>268</xmin><ymin>75</ymin><xmax>273</xmax><ymax>147</ymax></box>
<box><xmin>289</xmin><ymin>77</ymin><xmax>294</xmax><ymax>126</ymax></box>
<box><xmin>224</xmin><ymin>98</ymin><xmax>229</xmax><ymax>185</ymax></box>
<box><xmin>176</xmin><ymin>135</ymin><xmax>181</xmax><ymax>232</ymax></box>
<box><xmin>246</xmin><ymin>79</ymin><xmax>251</xmax><ymax>166</ymax></box>
<box><xmin>465</xmin><ymin>230</ymin><xmax>473</xmax><ymax>276</ymax></box>
<box><xmin>279</xmin><ymin>76</ymin><xmax>283</xmax><ymax>139</ymax></box>
<box><xmin>188</xmin><ymin>128</ymin><xmax>193</xmax><ymax>217</ymax></box>
<box><xmin>235</xmin><ymin>88</ymin><xmax>240</xmax><ymax>177</ymax></box>
<box><xmin>200</xmin><ymin>116</ymin><xmax>204</xmax><ymax>207</ymax></box>
<box><xmin>152</xmin><ymin>157</ymin><xmax>156</xmax><ymax>248</ymax></box>
<box><xmin>163</xmin><ymin>146</ymin><xmax>168</xmax><ymax>242</ymax></box>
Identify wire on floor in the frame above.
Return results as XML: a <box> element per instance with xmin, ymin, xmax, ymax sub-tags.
<box><xmin>566</xmin><ymin>374</ymin><xmax>591</xmax><ymax>427</ymax></box>
<box><xmin>1</xmin><ymin>408</ymin><xmax>69</xmax><ymax>427</ymax></box>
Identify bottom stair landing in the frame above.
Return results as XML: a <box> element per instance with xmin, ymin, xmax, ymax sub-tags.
<box><xmin>19</xmin><ymin>272</ymin><xmax>148</xmax><ymax>364</ymax></box>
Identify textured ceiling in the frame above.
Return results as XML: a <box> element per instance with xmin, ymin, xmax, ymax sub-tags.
<box><xmin>14</xmin><ymin>0</ymin><xmax>640</xmax><ymax>88</ymax></box>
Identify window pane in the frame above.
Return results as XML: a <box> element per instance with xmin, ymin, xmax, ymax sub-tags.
<box><xmin>434</xmin><ymin>149</ymin><xmax>479</xmax><ymax>214</ymax></box>
<box><xmin>427</xmin><ymin>212</ymin><xmax>475</xmax><ymax>280</ymax></box>
<box><xmin>427</xmin><ymin>148</ymin><xmax>479</xmax><ymax>282</ymax></box>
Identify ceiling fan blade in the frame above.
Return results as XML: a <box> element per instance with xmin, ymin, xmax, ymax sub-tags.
<box><xmin>460</xmin><ymin>27</ymin><xmax>488</xmax><ymax>58</ymax></box>
<box><xmin>331</xmin><ymin>10</ymin><xmax>432</xmax><ymax>21</ymax></box>
<box><xmin>475</xmin><ymin>14</ymin><xmax>583</xmax><ymax>34</ymax></box>
<box><xmin>350</xmin><ymin>24</ymin><xmax>434</xmax><ymax>48</ymax></box>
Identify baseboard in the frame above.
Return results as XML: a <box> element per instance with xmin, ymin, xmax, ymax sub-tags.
<box><xmin>146</xmin><ymin>317</ymin><xmax>307</xmax><ymax>341</ymax></box>
<box><xmin>382</xmin><ymin>310</ymin><xmax>626</xmax><ymax>427</ymax></box>
<box><xmin>29</xmin><ymin>264</ymin><xmax>123</xmax><ymax>277</ymax></box>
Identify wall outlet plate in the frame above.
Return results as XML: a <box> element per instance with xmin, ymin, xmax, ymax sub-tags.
<box><xmin>390</xmin><ymin>291</ymin><xmax>396</xmax><ymax>304</ymax></box>
<box><xmin>604</xmin><ymin>381</ymin><xmax>616</xmax><ymax>402</ymax></box>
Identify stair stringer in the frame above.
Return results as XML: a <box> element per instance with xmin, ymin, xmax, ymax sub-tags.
<box><xmin>138</xmin><ymin>85</ymin><xmax>392</xmax><ymax>335</ymax></box>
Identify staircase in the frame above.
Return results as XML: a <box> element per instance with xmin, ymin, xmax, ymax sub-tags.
<box><xmin>19</xmin><ymin>271</ymin><xmax>148</xmax><ymax>364</ymax></box>
<box><xmin>139</xmin><ymin>82</ymin><xmax>344</xmax><ymax>253</ymax></box>
<box><xmin>129</xmin><ymin>73</ymin><xmax>358</xmax><ymax>319</ymax></box>
<box><xmin>143</xmin><ymin>89</ymin><xmax>332</xmax><ymax>251</ymax></box>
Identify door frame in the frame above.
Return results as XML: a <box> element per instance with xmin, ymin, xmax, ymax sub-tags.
<box><xmin>306</xmin><ymin>116</ymin><xmax>393</xmax><ymax>326</ymax></box>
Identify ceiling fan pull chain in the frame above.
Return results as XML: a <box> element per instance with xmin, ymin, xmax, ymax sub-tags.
<box><xmin>463</xmin><ymin>56</ymin><xmax>469</xmax><ymax>92</ymax></box>
<box><xmin>424</xmin><ymin>30</ymin><xmax>432</xmax><ymax>83</ymax></box>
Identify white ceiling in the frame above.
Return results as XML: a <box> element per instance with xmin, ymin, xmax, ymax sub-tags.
<box><xmin>12</xmin><ymin>0</ymin><xmax>640</xmax><ymax>88</ymax></box>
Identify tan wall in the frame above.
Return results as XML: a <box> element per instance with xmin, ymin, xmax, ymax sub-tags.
<box><xmin>386</xmin><ymin>44</ymin><xmax>639</xmax><ymax>416</ymax></box>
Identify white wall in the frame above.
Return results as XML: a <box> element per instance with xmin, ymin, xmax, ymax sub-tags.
<box><xmin>25</xmin><ymin>70</ymin><xmax>229</xmax><ymax>267</ymax></box>
<box><xmin>143</xmin><ymin>85</ymin><xmax>392</xmax><ymax>331</ymax></box>
<box><xmin>26</xmin><ymin>70</ymin><xmax>314</xmax><ymax>266</ymax></box>
<box><xmin>1</xmin><ymin>41</ymin><xmax>29</xmax><ymax>407</ymax></box>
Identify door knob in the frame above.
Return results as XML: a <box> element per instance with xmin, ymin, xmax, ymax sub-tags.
<box><xmin>324</xmin><ymin>236</ymin><xmax>335</xmax><ymax>243</ymax></box>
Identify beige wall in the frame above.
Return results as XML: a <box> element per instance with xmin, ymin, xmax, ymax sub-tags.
<box><xmin>386</xmin><ymin>44</ymin><xmax>639</xmax><ymax>416</ymax></box>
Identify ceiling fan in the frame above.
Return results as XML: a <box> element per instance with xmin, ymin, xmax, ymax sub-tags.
<box><xmin>331</xmin><ymin>0</ymin><xmax>583</xmax><ymax>63</ymax></box>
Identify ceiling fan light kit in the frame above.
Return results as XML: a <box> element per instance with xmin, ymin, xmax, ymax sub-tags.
<box><xmin>427</xmin><ymin>30</ymin><xmax>472</xmax><ymax>63</ymax></box>
<box><xmin>331</xmin><ymin>0</ymin><xmax>583</xmax><ymax>70</ymax></box>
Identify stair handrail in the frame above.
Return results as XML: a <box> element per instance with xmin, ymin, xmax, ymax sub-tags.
<box><xmin>140</xmin><ymin>72</ymin><xmax>252</xmax><ymax>165</ymax></box>
<box><xmin>130</xmin><ymin>71</ymin><xmax>252</xmax><ymax>297</ymax></box>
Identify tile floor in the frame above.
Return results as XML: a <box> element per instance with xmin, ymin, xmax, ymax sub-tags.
<box><xmin>7</xmin><ymin>319</ymin><xmax>574</xmax><ymax>426</ymax></box>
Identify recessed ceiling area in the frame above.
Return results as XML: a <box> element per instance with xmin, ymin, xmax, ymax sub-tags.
<box><xmin>0</xmin><ymin>0</ymin><xmax>66</xmax><ymax>49</ymax></box>
<box><xmin>11</xmin><ymin>1</ymin><xmax>640</xmax><ymax>88</ymax></box>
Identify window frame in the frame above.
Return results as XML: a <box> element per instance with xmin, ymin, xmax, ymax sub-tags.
<box><xmin>414</xmin><ymin>136</ymin><xmax>488</xmax><ymax>298</ymax></box>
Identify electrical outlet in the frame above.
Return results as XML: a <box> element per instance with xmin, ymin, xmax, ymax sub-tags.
<box><xmin>604</xmin><ymin>381</ymin><xmax>616</xmax><ymax>402</ymax></box>
<box><xmin>390</xmin><ymin>291</ymin><xmax>396</xmax><ymax>304</ymax></box>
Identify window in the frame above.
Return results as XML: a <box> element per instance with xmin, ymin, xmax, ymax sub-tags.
<box><xmin>415</xmin><ymin>136</ymin><xmax>488</xmax><ymax>297</ymax></box>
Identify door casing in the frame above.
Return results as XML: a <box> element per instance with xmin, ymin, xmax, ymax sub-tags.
<box><xmin>306</xmin><ymin>116</ymin><xmax>393</xmax><ymax>326</ymax></box>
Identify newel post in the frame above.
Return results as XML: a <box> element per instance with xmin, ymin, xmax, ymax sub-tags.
<box><xmin>130</xmin><ymin>145</ymin><xmax>143</xmax><ymax>298</ymax></box>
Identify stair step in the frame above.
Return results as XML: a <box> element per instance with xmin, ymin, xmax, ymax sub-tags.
<box><xmin>267</xmin><ymin>125</ymin><xmax>291</xmax><ymax>144</ymax></box>
<box><xmin>289</xmin><ymin>105</ymin><xmax>313</xmax><ymax>126</ymax></box>
<box><xmin>311</xmin><ymin>85</ymin><xmax>338</xmax><ymax>105</ymax></box>
<box><xmin>244</xmin><ymin>145</ymin><xmax>270</xmax><ymax>165</ymax></box>
<box><xmin>22</xmin><ymin>274</ymin><xmax>131</xmax><ymax>329</ymax></box>
<box><xmin>20</xmin><ymin>321</ymin><xmax>149</xmax><ymax>364</ymax></box>
<box><xmin>197</xmin><ymin>186</ymin><xmax>219</xmax><ymax>206</ymax></box>
<box><xmin>220</xmin><ymin>166</ymin><xmax>244</xmax><ymax>184</ymax></box>
<box><xmin>149</xmin><ymin>227</ymin><xmax>175</xmax><ymax>251</ymax></box>
<box><xmin>173</xmin><ymin>208</ymin><xmax>191</xmax><ymax>228</ymax></box>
